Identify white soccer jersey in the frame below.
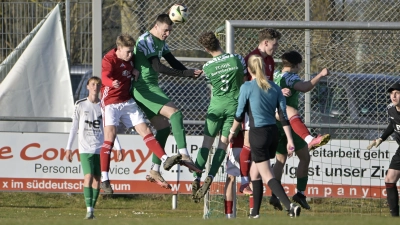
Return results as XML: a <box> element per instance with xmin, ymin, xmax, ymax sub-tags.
<box><xmin>66</xmin><ymin>98</ymin><xmax>104</xmax><ymax>154</ymax></box>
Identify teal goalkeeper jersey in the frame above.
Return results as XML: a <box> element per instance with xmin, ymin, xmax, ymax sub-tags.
<box><xmin>134</xmin><ymin>31</ymin><xmax>170</xmax><ymax>88</ymax></box>
<box><xmin>203</xmin><ymin>53</ymin><xmax>246</xmax><ymax>99</ymax></box>
<box><xmin>274</xmin><ymin>70</ymin><xmax>302</xmax><ymax>110</ymax></box>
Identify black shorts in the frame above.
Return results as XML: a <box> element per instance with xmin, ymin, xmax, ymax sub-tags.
<box><xmin>389</xmin><ymin>150</ymin><xmax>400</xmax><ymax>170</ymax></box>
<box><xmin>249</xmin><ymin>125</ymin><xmax>278</xmax><ymax>163</ymax></box>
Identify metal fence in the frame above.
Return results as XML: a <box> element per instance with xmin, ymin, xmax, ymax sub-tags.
<box><xmin>1</xmin><ymin>0</ymin><xmax>400</xmax><ymax>137</ymax></box>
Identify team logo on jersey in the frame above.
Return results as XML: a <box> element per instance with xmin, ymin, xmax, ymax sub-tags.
<box><xmin>122</xmin><ymin>70</ymin><xmax>132</xmax><ymax>78</ymax></box>
<box><xmin>120</xmin><ymin>63</ymin><xmax>125</xmax><ymax>67</ymax></box>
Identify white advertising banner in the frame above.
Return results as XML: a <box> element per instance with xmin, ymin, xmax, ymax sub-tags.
<box><xmin>0</xmin><ymin>133</ymin><xmax>395</xmax><ymax>198</ymax></box>
<box><xmin>0</xmin><ymin>5</ymin><xmax>73</xmax><ymax>133</ymax></box>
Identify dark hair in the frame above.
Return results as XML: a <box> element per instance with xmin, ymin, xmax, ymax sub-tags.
<box><xmin>198</xmin><ymin>32</ymin><xmax>220</xmax><ymax>52</ymax></box>
<box><xmin>258</xmin><ymin>28</ymin><xmax>282</xmax><ymax>43</ymax></box>
<box><xmin>156</xmin><ymin>13</ymin><xmax>173</xmax><ymax>26</ymax></box>
<box><xmin>281</xmin><ymin>51</ymin><xmax>302</xmax><ymax>68</ymax></box>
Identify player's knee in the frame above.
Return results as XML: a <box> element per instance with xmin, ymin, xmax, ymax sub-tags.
<box><xmin>171</xmin><ymin>110</ymin><xmax>184</xmax><ymax>120</ymax></box>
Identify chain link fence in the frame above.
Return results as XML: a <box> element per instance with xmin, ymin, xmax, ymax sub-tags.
<box><xmin>1</xmin><ymin>0</ymin><xmax>400</xmax><ymax>137</ymax></box>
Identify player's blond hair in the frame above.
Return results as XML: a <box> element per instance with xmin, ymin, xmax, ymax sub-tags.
<box><xmin>87</xmin><ymin>76</ymin><xmax>101</xmax><ymax>85</ymax></box>
<box><xmin>247</xmin><ymin>55</ymin><xmax>271</xmax><ymax>91</ymax></box>
<box><xmin>115</xmin><ymin>34</ymin><xmax>136</xmax><ymax>47</ymax></box>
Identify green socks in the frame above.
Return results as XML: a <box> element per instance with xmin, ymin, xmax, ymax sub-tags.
<box><xmin>194</xmin><ymin>147</ymin><xmax>210</xmax><ymax>178</ymax></box>
<box><xmin>83</xmin><ymin>187</ymin><xmax>93</xmax><ymax>208</ymax></box>
<box><xmin>208</xmin><ymin>148</ymin><xmax>226</xmax><ymax>177</ymax></box>
<box><xmin>92</xmin><ymin>188</ymin><xmax>100</xmax><ymax>208</ymax></box>
<box><xmin>170</xmin><ymin>111</ymin><xmax>186</xmax><ymax>149</ymax></box>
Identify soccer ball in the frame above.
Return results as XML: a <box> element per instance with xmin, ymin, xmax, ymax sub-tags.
<box><xmin>169</xmin><ymin>4</ymin><xmax>188</xmax><ymax>24</ymax></box>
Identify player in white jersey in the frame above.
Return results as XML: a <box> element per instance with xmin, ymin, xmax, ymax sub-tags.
<box><xmin>65</xmin><ymin>77</ymin><xmax>121</xmax><ymax>220</ymax></box>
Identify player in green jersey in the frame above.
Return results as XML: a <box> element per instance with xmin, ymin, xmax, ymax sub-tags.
<box><xmin>133</xmin><ymin>14</ymin><xmax>203</xmax><ymax>189</ymax></box>
<box><xmin>190</xmin><ymin>31</ymin><xmax>246</xmax><ymax>201</ymax></box>
<box><xmin>271</xmin><ymin>50</ymin><xmax>329</xmax><ymax>210</ymax></box>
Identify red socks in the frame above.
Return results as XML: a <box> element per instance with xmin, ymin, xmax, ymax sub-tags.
<box><xmin>100</xmin><ymin>141</ymin><xmax>113</xmax><ymax>172</ymax></box>
<box><xmin>239</xmin><ymin>145</ymin><xmax>251</xmax><ymax>177</ymax></box>
<box><xmin>224</xmin><ymin>200</ymin><xmax>233</xmax><ymax>214</ymax></box>
<box><xmin>144</xmin><ymin>133</ymin><xmax>166</xmax><ymax>159</ymax></box>
<box><xmin>289</xmin><ymin>115</ymin><xmax>311</xmax><ymax>139</ymax></box>
<box><xmin>249</xmin><ymin>195</ymin><xmax>254</xmax><ymax>209</ymax></box>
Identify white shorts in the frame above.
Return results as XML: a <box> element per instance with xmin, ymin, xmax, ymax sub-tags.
<box><xmin>102</xmin><ymin>99</ymin><xmax>145</xmax><ymax>128</ymax></box>
<box><xmin>226</xmin><ymin>147</ymin><xmax>241</xmax><ymax>177</ymax></box>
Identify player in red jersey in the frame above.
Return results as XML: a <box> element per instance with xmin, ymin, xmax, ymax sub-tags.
<box><xmin>235</xmin><ymin>28</ymin><xmax>286</xmax><ymax>195</ymax></box>
<box><xmin>99</xmin><ymin>34</ymin><xmax>182</xmax><ymax>193</ymax></box>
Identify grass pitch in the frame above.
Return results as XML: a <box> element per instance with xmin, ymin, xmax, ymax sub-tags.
<box><xmin>0</xmin><ymin>192</ymin><xmax>395</xmax><ymax>225</ymax></box>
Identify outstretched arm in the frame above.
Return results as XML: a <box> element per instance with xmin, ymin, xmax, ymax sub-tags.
<box><xmin>293</xmin><ymin>68</ymin><xmax>329</xmax><ymax>93</ymax></box>
<box><xmin>148</xmin><ymin>56</ymin><xmax>196</xmax><ymax>77</ymax></box>
<box><xmin>163</xmin><ymin>52</ymin><xmax>187</xmax><ymax>70</ymax></box>
<box><xmin>367</xmin><ymin>121</ymin><xmax>394</xmax><ymax>150</ymax></box>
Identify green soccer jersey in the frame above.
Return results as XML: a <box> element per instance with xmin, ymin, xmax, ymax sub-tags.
<box><xmin>134</xmin><ymin>31</ymin><xmax>170</xmax><ymax>88</ymax></box>
<box><xmin>274</xmin><ymin>70</ymin><xmax>302</xmax><ymax>110</ymax></box>
<box><xmin>203</xmin><ymin>53</ymin><xmax>246</xmax><ymax>99</ymax></box>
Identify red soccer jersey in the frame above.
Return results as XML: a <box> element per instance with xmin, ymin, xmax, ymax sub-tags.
<box><xmin>244</xmin><ymin>48</ymin><xmax>275</xmax><ymax>81</ymax></box>
<box><xmin>100</xmin><ymin>48</ymin><xmax>134</xmax><ymax>107</ymax></box>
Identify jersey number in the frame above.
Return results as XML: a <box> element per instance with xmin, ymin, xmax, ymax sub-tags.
<box><xmin>220</xmin><ymin>74</ymin><xmax>229</xmax><ymax>92</ymax></box>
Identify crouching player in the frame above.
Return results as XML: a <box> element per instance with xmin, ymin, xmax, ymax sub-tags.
<box><xmin>65</xmin><ymin>76</ymin><xmax>122</xmax><ymax>219</ymax></box>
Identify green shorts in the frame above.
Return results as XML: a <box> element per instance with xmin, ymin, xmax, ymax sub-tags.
<box><xmin>134</xmin><ymin>85</ymin><xmax>171</xmax><ymax>119</ymax></box>
<box><xmin>80</xmin><ymin>153</ymin><xmax>101</xmax><ymax>176</ymax></box>
<box><xmin>276</xmin><ymin>122</ymin><xmax>307</xmax><ymax>155</ymax></box>
<box><xmin>204</xmin><ymin>97</ymin><xmax>237</xmax><ymax>138</ymax></box>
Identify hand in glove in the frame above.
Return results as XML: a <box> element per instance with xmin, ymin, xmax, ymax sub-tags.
<box><xmin>367</xmin><ymin>138</ymin><xmax>383</xmax><ymax>150</ymax></box>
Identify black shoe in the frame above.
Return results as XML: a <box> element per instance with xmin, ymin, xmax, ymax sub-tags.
<box><xmin>288</xmin><ymin>203</ymin><xmax>301</xmax><ymax>218</ymax></box>
<box><xmin>100</xmin><ymin>180</ymin><xmax>113</xmax><ymax>194</ymax></box>
<box><xmin>293</xmin><ymin>192</ymin><xmax>311</xmax><ymax>210</ymax></box>
<box><xmin>269</xmin><ymin>194</ymin><xmax>283</xmax><ymax>211</ymax></box>
<box><xmin>390</xmin><ymin>207</ymin><xmax>399</xmax><ymax>217</ymax></box>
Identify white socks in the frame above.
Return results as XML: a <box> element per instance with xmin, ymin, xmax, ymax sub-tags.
<box><xmin>101</xmin><ymin>172</ymin><xmax>109</xmax><ymax>182</ymax></box>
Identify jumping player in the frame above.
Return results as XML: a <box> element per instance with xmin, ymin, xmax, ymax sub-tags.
<box><xmin>100</xmin><ymin>34</ymin><xmax>182</xmax><ymax>194</ymax></box>
<box><xmin>133</xmin><ymin>14</ymin><xmax>202</xmax><ymax>189</ymax></box>
<box><xmin>190</xmin><ymin>31</ymin><xmax>246</xmax><ymax>201</ymax></box>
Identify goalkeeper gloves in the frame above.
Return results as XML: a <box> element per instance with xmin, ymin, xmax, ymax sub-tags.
<box><xmin>367</xmin><ymin>138</ymin><xmax>383</xmax><ymax>150</ymax></box>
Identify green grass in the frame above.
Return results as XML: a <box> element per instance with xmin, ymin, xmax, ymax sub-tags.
<box><xmin>0</xmin><ymin>192</ymin><xmax>395</xmax><ymax>225</ymax></box>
